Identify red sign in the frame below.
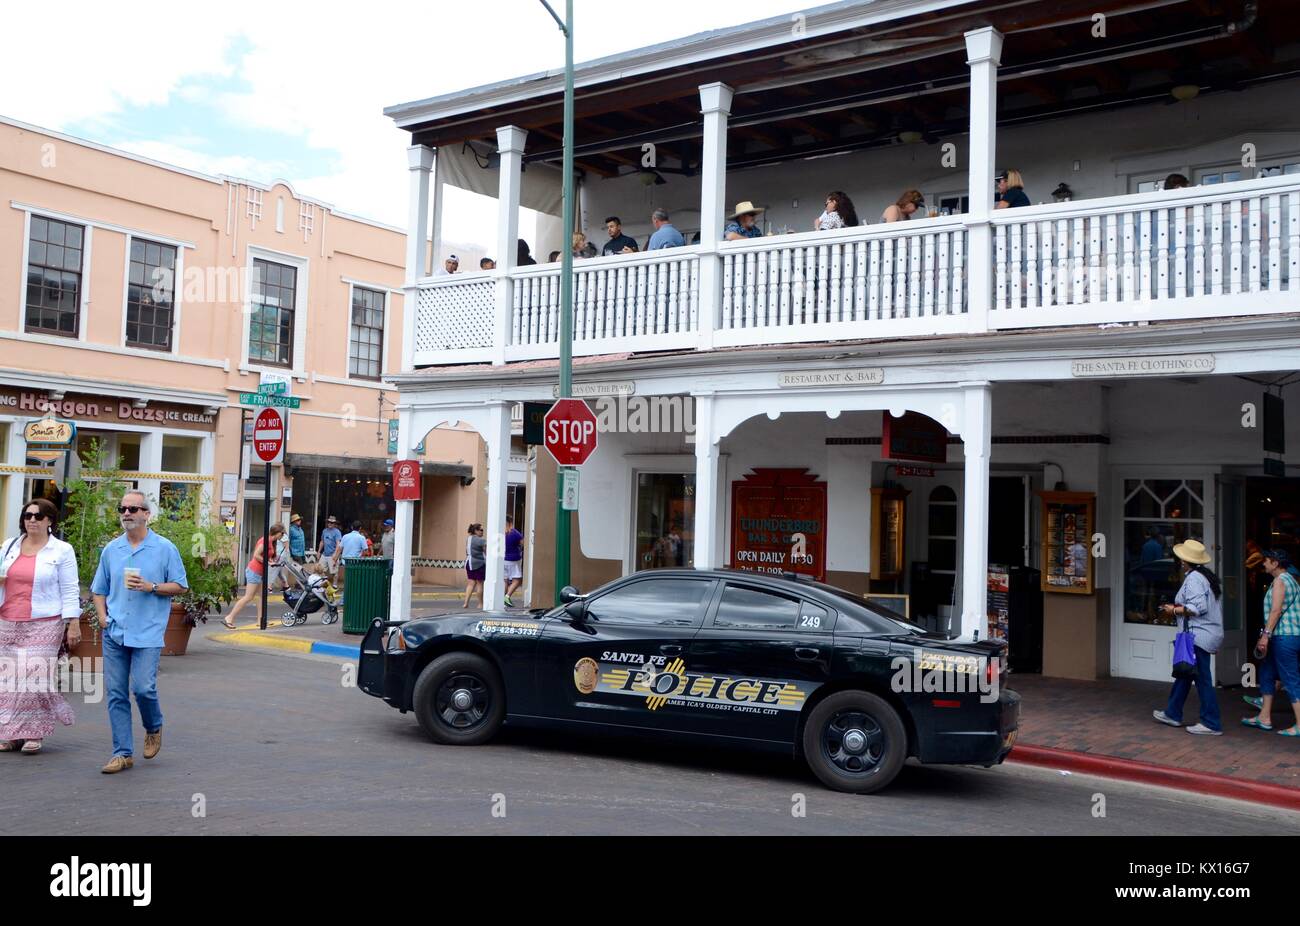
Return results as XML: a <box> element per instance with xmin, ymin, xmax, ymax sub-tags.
<box><xmin>252</xmin><ymin>407</ymin><xmax>285</xmax><ymax>464</ymax></box>
<box><xmin>544</xmin><ymin>399</ymin><xmax>599</xmax><ymax>466</ymax></box>
<box><xmin>883</xmin><ymin>411</ymin><xmax>948</xmax><ymax>463</ymax></box>
<box><xmin>730</xmin><ymin>468</ymin><xmax>828</xmax><ymax>581</ymax></box>
<box><xmin>393</xmin><ymin>460</ymin><xmax>421</xmax><ymax>501</ymax></box>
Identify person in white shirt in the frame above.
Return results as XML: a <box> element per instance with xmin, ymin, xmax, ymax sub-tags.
<box><xmin>0</xmin><ymin>498</ymin><xmax>80</xmax><ymax>753</ymax></box>
<box><xmin>434</xmin><ymin>255</ymin><xmax>460</xmax><ymax>276</ymax></box>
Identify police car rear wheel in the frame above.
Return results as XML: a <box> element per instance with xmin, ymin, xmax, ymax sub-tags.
<box><xmin>412</xmin><ymin>652</ymin><xmax>505</xmax><ymax>746</ymax></box>
<box><xmin>803</xmin><ymin>691</ymin><xmax>906</xmax><ymax>794</ymax></box>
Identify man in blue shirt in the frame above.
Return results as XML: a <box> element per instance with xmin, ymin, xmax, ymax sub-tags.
<box><xmin>334</xmin><ymin>520</ymin><xmax>368</xmax><ymax>597</ymax></box>
<box><xmin>288</xmin><ymin>512</ymin><xmax>306</xmax><ymax>562</ymax></box>
<box><xmin>318</xmin><ymin>515</ymin><xmax>342</xmax><ymax>577</ymax></box>
<box><xmin>647</xmin><ymin>208</ymin><xmax>685</xmax><ymax>250</ymax></box>
<box><xmin>724</xmin><ymin>201</ymin><xmax>765</xmax><ymax>240</ymax></box>
<box><xmin>91</xmin><ymin>490</ymin><xmax>188</xmax><ymax>774</ymax></box>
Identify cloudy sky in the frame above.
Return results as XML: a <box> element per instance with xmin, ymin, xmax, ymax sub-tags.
<box><xmin>2</xmin><ymin>0</ymin><xmax>801</xmax><ymax>248</ymax></box>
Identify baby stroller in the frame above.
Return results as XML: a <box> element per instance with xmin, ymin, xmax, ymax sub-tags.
<box><xmin>279</xmin><ymin>559</ymin><xmax>340</xmax><ymax>626</ymax></box>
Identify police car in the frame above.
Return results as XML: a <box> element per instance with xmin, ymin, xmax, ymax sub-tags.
<box><xmin>358</xmin><ymin>569</ymin><xmax>1019</xmax><ymax>794</ymax></box>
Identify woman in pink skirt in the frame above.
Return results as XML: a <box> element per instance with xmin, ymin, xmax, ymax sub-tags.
<box><xmin>0</xmin><ymin>497</ymin><xmax>79</xmax><ymax>753</ymax></box>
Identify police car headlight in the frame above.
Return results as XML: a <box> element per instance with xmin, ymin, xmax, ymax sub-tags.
<box><xmin>385</xmin><ymin>627</ymin><xmax>407</xmax><ymax>652</ymax></box>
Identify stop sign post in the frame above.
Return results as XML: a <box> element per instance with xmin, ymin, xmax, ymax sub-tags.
<box><xmin>544</xmin><ymin>399</ymin><xmax>598</xmax><ymax>467</ymax></box>
<box><xmin>251</xmin><ymin>406</ymin><xmax>286</xmax><ymax>630</ymax></box>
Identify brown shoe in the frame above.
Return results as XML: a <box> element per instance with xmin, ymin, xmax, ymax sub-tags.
<box><xmin>143</xmin><ymin>730</ymin><xmax>162</xmax><ymax>759</ymax></box>
<box><xmin>101</xmin><ymin>755</ymin><xmax>134</xmax><ymax>774</ymax></box>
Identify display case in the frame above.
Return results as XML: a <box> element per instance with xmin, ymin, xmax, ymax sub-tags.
<box><xmin>1038</xmin><ymin>490</ymin><xmax>1096</xmax><ymax>595</ymax></box>
<box><xmin>870</xmin><ymin>487</ymin><xmax>909</xmax><ymax>581</ymax></box>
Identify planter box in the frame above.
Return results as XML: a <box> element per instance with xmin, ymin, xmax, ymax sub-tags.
<box><xmin>68</xmin><ymin>616</ymin><xmax>103</xmax><ymax>661</ymax></box>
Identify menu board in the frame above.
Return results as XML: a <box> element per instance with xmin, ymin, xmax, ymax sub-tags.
<box><xmin>987</xmin><ymin>564</ymin><xmax>1010</xmax><ymax>642</ymax></box>
<box><xmin>1039</xmin><ymin>491</ymin><xmax>1095</xmax><ymax>595</ymax></box>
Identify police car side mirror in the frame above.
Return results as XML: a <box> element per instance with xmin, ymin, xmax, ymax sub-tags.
<box><xmin>564</xmin><ymin>599</ymin><xmax>587</xmax><ymax>622</ymax></box>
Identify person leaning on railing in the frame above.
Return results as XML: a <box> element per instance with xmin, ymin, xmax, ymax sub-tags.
<box><xmin>994</xmin><ymin>170</ymin><xmax>1029</xmax><ymax>209</ymax></box>
<box><xmin>881</xmin><ymin>189</ymin><xmax>925</xmax><ymax>222</ymax></box>
<box><xmin>814</xmin><ymin>191</ymin><xmax>860</xmax><ymax>230</ymax></box>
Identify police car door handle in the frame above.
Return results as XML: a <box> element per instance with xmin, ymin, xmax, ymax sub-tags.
<box><xmin>659</xmin><ymin>644</ymin><xmax>684</xmax><ymax>656</ymax></box>
<box><xmin>794</xmin><ymin>647</ymin><xmax>821</xmax><ymax>661</ymax></box>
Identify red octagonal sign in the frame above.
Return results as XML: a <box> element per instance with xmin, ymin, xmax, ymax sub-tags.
<box><xmin>253</xmin><ymin>407</ymin><xmax>285</xmax><ymax>464</ymax></box>
<box><xmin>544</xmin><ymin>399</ymin><xmax>598</xmax><ymax>467</ymax></box>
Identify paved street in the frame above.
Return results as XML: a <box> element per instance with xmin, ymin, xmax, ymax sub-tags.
<box><xmin>1</xmin><ymin>629</ymin><xmax>1297</xmax><ymax>836</ymax></box>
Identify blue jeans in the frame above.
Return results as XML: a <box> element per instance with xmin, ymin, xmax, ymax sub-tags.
<box><xmin>102</xmin><ymin>634</ymin><xmax>164</xmax><ymax>758</ymax></box>
<box><xmin>1165</xmin><ymin>645</ymin><xmax>1221</xmax><ymax>731</ymax></box>
<box><xmin>1260</xmin><ymin>635</ymin><xmax>1300</xmax><ymax>705</ymax></box>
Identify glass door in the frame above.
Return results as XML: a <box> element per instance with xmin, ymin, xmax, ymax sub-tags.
<box><xmin>633</xmin><ymin>472</ymin><xmax>694</xmax><ymax>571</ymax></box>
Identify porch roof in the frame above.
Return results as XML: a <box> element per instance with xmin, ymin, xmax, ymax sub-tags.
<box><xmin>385</xmin><ymin>0</ymin><xmax>1295</xmax><ymax>179</ymax></box>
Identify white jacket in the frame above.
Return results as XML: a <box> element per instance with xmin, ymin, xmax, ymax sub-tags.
<box><xmin>0</xmin><ymin>534</ymin><xmax>81</xmax><ymax>621</ymax></box>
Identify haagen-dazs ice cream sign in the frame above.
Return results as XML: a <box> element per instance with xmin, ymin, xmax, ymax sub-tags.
<box><xmin>0</xmin><ymin>387</ymin><xmax>217</xmax><ymax>431</ymax></box>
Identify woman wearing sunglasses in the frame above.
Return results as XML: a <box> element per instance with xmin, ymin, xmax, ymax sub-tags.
<box><xmin>0</xmin><ymin>497</ymin><xmax>79</xmax><ymax>754</ymax></box>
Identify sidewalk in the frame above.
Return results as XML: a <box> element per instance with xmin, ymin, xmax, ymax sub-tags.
<box><xmin>1011</xmin><ymin>674</ymin><xmax>1300</xmax><ymax>791</ymax></box>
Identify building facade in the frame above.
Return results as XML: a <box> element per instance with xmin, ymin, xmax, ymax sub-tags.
<box><xmin>383</xmin><ymin>0</ymin><xmax>1300</xmax><ymax>683</ymax></box>
<box><xmin>0</xmin><ymin>117</ymin><xmax>483</xmax><ymax>586</ymax></box>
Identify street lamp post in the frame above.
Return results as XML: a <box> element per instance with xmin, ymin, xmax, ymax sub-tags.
<box><xmin>540</xmin><ymin>0</ymin><xmax>575</xmax><ymax>603</ymax></box>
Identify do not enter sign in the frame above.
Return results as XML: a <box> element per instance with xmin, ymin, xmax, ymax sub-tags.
<box><xmin>544</xmin><ymin>399</ymin><xmax>598</xmax><ymax>467</ymax></box>
<box><xmin>253</xmin><ymin>407</ymin><xmax>285</xmax><ymax>464</ymax></box>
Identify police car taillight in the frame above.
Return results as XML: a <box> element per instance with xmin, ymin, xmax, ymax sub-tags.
<box><xmin>987</xmin><ymin>656</ymin><xmax>999</xmax><ymax>687</ymax></box>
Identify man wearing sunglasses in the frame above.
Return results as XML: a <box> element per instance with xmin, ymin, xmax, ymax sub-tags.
<box><xmin>90</xmin><ymin>490</ymin><xmax>188</xmax><ymax>774</ymax></box>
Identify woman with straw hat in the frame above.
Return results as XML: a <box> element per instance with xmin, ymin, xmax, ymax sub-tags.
<box><xmin>1152</xmin><ymin>539</ymin><xmax>1224</xmax><ymax>735</ymax></box>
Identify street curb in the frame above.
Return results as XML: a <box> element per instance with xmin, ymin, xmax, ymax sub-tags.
<box><xmin>1008</xmin><ymin>743</ymin><xmax>1300</xmax><ymax>811</ymax></box>
<box><xmin>212</xmin><ymin>630</ymin><xmax>360</xmax><ymax>660</ymax></box>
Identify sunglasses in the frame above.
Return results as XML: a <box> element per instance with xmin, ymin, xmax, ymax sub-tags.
<box><xmin>22</xmin><ymin>511</ymin><xmax>48</xmax><ymax>520</ymax></box>
<box><xmin>117</xmin><ymin>505</ymin><xmax>147</xmax><ymax>514</ymax></box>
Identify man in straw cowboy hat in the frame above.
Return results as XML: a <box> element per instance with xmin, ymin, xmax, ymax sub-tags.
<box><xmin>724</xmin><ymin>201</ymin><xmax>765</xmax><ymax>240</ymax></box>
<box><xmin>1152</xmin><ymin>539</ymin><xmax>1224</xmax><ymax>735</ymax></box>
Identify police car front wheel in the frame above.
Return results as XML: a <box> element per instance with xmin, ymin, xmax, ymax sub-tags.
<box><xmin>802</xmin><ymin>691</ymin><xmax>907</xmax><ymax>794</ymax></box>
<box><xmin>412</xmin><ymin>652</ymin><xmax>506</xmax><ymax>746</ymax></box>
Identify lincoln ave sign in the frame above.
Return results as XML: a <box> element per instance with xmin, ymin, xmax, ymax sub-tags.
<box><xmin>1070</xmin><ymin>354</ymin><xmax>1216</xmax><ymax>377</ymax></box>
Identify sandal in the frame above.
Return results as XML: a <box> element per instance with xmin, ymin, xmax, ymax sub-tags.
<box><xmin>1277</xmin><ymin>727</ymin><xmax>1300</xmax><ymax>737</ymax></box>
<box><xmin>222</xmin><ymin>618</ymin><xmax>237</xmax><ymax>630</ymax></box>
<box><xmin>20</xmin><ymin>740</ymin><xmax>41</xmax><ymax>754</ymax></box>
<box><xmin>1243</xmin><ymin>695</ymin><xmax>1264</xmax><ymax>710</ymax></box>
<box><xmin>1241</xmin><ymin>716</ymin><xmax>1274</xmax><ymax>731</ymax></box>
<box><xmin>0</xmin><ymin>740</ymin><xmax>17</xmax><ymax>752</ymax></box>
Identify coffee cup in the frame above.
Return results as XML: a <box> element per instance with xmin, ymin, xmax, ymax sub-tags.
<box><xmin>124</xmin><ymin>566</ymin><xmax>141</xmax><ymax>588</ymax></box>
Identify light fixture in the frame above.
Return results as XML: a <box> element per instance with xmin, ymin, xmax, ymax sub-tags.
<box><xmin>1051</xmin><ymin>183</ymin><xmax>1074</xmax><ymax>202</ymax></box>
<box><xmin>1170</xmin><ymin>84</ymin><xmax>1200</xmax><ymax>102</ymax></box>
<box><xmin>204</xmin><ymin>405</ymin><xmax>220</xmax><ymax>416</ymax></box>
<box><xmin>133</xmin><ymin>398</ymin><xmax>148</xmax><ymax>409</ymax></box>
<box><xmin>49</xmin><ymin>390</ymin><xmax>65</xmax><ymax>401</ymax></box>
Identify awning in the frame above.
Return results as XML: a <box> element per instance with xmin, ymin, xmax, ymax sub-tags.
<box><xmin>284</xmin><ymin>453</ymin><xmax>471</xmax><ymax>479</ymax></box>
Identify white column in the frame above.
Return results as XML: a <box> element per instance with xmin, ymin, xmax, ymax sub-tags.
<box><xmin>964</xmin><ymin>27</ymin><xmax>1003</xmax><ymax>334</ymax></box>
<box><xmin>482</xmin><ymin>402</ymin><xmax>512</xmax><ymax>610</ymax></box>
<box><xmin>430</xmin><ymin>150</ymin><xmax>445</xmax><ymax>268</ymax></box>
<box><xmin>388</xmin><ymin>408</ymin><xmax>419</xmax><ymax>622</ymax></box>
<box><xmin>692</xmin><ymin>394</ymin><xmax>722</xmax><ymax>568</ymax></box>
<box><xmin>494</xmin><ymin>126</ymin><xmax>528</xmax><ymax>366</ymax></box>
<box><xmin>959</xmin><ymin>382</ymin><xmax>992</xmax><ymax>641</ymax></box>
<box><xmin>2</xmin><ymin>421</ymin><xmax>27</xmax><ymax>529</ymax></box>
<box><xmin>138</xmin><ymin>429</ymin><xmax>163</xmax><ymax>510</ymax></box>
<box><xmin>402</xmin><ymin>145</ymin><xmax>434</xmax><ymax>372</ymax></box>
<box><xmin>697</xmin><ymin>83</ymin><xmax>733</xmax><ymax>350</ymax></box>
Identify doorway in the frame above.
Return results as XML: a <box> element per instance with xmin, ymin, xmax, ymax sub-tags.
<box><xmin>632</xmin><ymin>472</ymin><xmax>695</xmax><ymax>571</ymax></box>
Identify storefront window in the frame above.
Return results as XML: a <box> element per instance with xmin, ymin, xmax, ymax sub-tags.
<box><xmin>1123</xmin><ymin>478</ymin><xmax>1206</xmax><ymax>625</ymax></box>
<box><xmin>118</xmin><ymin>434</ymin><xmax>141</xmax><ymax>470</ymax></box>
<box><xmin>161</xmin><ymin>436</ymin><xmax>201</xmax><ymax>473</ymax></box>
<box><xmin>634</xmin><ymin>473</ymin><xmax>694</xmax><ymax>570</ymax></box>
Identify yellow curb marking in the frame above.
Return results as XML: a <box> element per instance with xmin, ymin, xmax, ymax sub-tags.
<box><xmin>212</xmin><ymin>631</ymin><xmax>314</xmax><ymax>654</ymax></box>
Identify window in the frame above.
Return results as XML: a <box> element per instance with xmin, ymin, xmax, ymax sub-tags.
<box><xmin>25</xmin><ymin>216</ymin><xmax>84</xmax><ymax>336</ymax></box>
<box><xmin>713</xmin><ymin>584</ymin><xmax>835</xmax><ymax>632</ymax></box>
<box><xmin>1196</xmin><ymin>168</ymin><xmax>1243</xmax><ymax>185</ymax></box>
<box><xmin>349</xmin><ymin>287</ymin><xmax>385</xmax><ymax>380</ymax></box>
<box><xmin>249</xmin><ymin>258</ymin><xmax>296</xmax><ymax>367</ymax></box>
<box><xmin>126</xmin><ymin>238</ymin><xmax>177</xmax><ymax>350</ymax></box>
<box><xmin>1122</xmin><ymin>478</ymin><xmax>1206</xmax><ymax>626</ymax></box>
<box><xmin>583</xmin><ymin>578</ymin><xmax>711</xmax><ymax>626</ymax></box>
<box><xmin>161</xmin><ymin>435</ymin><xmax>201</xmax><ymax>473</ymax></box>
<box><xmin>1259</xmin><ymin>161</ymin><xmax>1300</xmax><ymax>177</ymax></box>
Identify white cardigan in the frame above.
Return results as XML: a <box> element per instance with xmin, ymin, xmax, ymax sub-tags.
<box><xmin>0</xmin><ymin>534</ymin><xmax>81</xmax><ymax>621</ymax></box>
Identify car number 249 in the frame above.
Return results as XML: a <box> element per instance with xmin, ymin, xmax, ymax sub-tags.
<box><xmin>800</xmin><ymin>614</ymin><xmax>821</xmax><ymax>628</ymax></box>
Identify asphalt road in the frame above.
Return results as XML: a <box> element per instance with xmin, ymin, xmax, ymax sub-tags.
<box><xmin>2</xmin><ymin>630</ymin><xmax>1297</xmax><ymax>836</ymax></box>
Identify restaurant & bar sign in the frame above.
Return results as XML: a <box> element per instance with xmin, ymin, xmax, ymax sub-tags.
<box><xmin>730</xmin><ymin>468</ymin><xmax>827</xmax><ymax>581</ymax></box>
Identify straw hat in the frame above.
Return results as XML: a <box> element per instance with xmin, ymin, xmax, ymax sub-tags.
<box><xmin>729</xmin><ymin>201</ymin><xmax>765</xmax><ymax>220</ymax></box>
<box><xmin>290</xmin><ymin>512</ymin><xmax>302</xmax><ymax>523</ymax></box>
<box><xmin>1172</xmin><ymin>539</ymin><xmax>1211</xmax><ymax>565</ymax></box>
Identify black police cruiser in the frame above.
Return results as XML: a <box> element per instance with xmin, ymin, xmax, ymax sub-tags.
<box><xmin>358</xmin><ymin>569</ymin><xmax>1019</xmax><ymax>793</ymax></box>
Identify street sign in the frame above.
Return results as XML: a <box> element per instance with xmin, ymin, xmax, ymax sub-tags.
<box><xmin>561</xmin><ymin>469</ymin><xmax>580</xmax><ymax>510</ymax></box>
<box><xmin>238</xmin><ymin>392</ymin><xmax>301</xmax><ymax>409</ymax></box>
<box><xmin>252</xmin><ymin>407</ymin><xmax>285</xmax><ymax>464</ymax></box>
<box><xmin>544</xmin><ymin>399</ymin><xmax>598</xmax><ymax>466</ymax></box>
<box><xmin>258</xmin><ymin>381</ymin><xmax>287</xmax><ymax>395</ymax></box>
<box><xmin>393</xmin><ymin>460</ymin><xmax>421</xmax><ymax>500</ymax></box>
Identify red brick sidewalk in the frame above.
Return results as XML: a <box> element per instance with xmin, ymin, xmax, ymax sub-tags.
<box><xmin>1011</xmin><ymin>674</ymin><xmax>1300</xmax><ymax>790</ymax></box>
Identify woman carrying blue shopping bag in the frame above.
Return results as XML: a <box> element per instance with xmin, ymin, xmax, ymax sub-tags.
<box><xmin>1152</xmin><ymin>540</ymin><xmax>1224</xmax><ymax>735</ymax></box>
<box><xmin>1243</xmin><ymin>549</ymin><xmax>1300</xmax><ymax>736</ymax></box>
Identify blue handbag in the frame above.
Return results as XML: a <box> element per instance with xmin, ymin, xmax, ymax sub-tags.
<box><xmin>1172</xmin><ymin>615</ymin><xmax>1198</xmax><ymax>679</ymax></box>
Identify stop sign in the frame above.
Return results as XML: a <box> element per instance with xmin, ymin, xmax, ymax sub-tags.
<box><xmin>253</xmin><ymin>407</ymin><xmax>285</xmax><ymax>464</ymax></box>
<box><xmin>544</xmin><ymin>399</ymin><xmax>598</xmax><ymax>466</ymax></box>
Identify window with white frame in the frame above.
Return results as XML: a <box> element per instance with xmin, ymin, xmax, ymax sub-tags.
<box><xmin>126</xmin><ymin>238</ymin><xmax>177</xmax><ymax>350</ymax></box>
<box><xmin>348</xmin><ymin>286</ymin><xmax>385</xmax><ymax>380</ymax></box>
<box><xmin>249</xmin><ymin>258</ymin><xmax>297</xmax><ymax>367</ymax></box>
<box><xmin>1122</xmin><ymin>478</ymin><xmax>1206</xmax><ymax>627</ymax></box>
<box><xmin>25</xmin><ymin>216</ymin><xmax>84</xmax><ymax>337</ymax></box>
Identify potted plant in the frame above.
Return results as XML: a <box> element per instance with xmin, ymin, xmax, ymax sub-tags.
<box><xmin>60</xmin><ymin>440</ymin><xmax>128</xmax><ymax>661</ymax></box>
<box><xmin>149</xmin><ymin>490</ymin><xmax>238</xmax><ymax>655</ymax></box>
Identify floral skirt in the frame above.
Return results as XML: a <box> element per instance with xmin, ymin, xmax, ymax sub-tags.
<box><xmin>0</xmin><ymin>617</ymin><xmax>75</xmax><ymax>740</ymax></box>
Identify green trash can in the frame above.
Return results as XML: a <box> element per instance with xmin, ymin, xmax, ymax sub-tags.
<box><xmin>341</xmin><ymin>556</ymin><xmax>393</xmax><ymax>635</ymax></box>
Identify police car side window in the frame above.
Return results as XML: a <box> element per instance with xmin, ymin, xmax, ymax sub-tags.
<box><xmin>713</xmin><ymin>585</ymin><xmax>802</xmax><ymax>631</ymax></box>
<box><xmin>584</xmin><ymin>579</ymin><xmax>711</xmax><ymax>626</ymax></box>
